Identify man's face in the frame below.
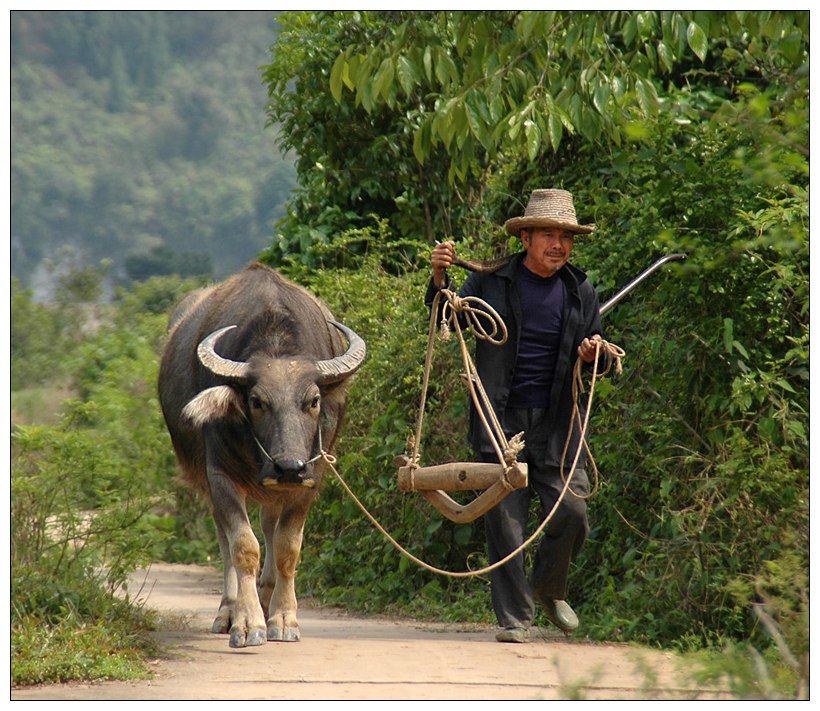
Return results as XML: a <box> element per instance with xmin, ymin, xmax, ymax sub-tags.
<box><xmin>521</xmin><ymin>227</ymin><xmax>575</xmax><ymax>277</ymax></box>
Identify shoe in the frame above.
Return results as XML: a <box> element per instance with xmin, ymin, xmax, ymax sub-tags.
<box><xmin>542</xmin><ymin>599</ymin><xmax>579</xmax><ymax>633</ymax></box>
<box><xmin>495</xmin><ymin>626</ymin><xmax>530</xmax><ymax>643</ymax></box>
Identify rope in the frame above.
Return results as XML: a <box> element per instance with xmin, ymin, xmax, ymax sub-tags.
<box><xmin>321</xmin><ymin>339</ymin><xmax>616</xmax><ymax>578</ymax></box>
<box><xmin>322</xmin><ymin>448</ymin><xmax>552</xmax><ymax>577</ymax></box>
<box><xmin>559</xmin><ymin>339</ymin><xmax>625</xmax><ymax>500</ymax></box>
<box><xmin>246</xmin><ymin>413</ymin><xmax>325</xmax><ymax>466</ymax></box>
<box><xmin>413</xmin><ymin>289</ymin><xmax>515</xmax><ymax>471</ymax></box>
<box><xmin>319</xmin><ymin>287</ymin><xmax>625</xmax><ymax>578</ymax></box>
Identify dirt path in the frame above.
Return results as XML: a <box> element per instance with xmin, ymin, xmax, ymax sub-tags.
<box><xmin>12</xmin><ymin>563</ymin><xmax>725</xmax><ymax>701</ymax></box>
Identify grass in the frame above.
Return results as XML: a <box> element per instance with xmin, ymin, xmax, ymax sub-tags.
<box><xmin>12</xmin><ymin>614</ymin><xmax>161</xmax><ymax>687</ymax></box>
<box><xmin>11</xmin><ymin>564</ymin><xmax>163</xmax><ymax>688</ymax></box>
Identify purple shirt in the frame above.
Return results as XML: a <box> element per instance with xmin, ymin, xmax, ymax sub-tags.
<box><xmin>507</xmin><ymin>262</ymin><xmax>564</xmax><ymax>408</ymax></box>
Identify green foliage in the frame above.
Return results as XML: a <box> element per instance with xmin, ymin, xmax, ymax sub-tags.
<box><xmin>124</xmin><ymin>245</ymin><xmax>212</xmax><ymax>282</ymax></box>
<box><xmin>11</xmin><ymin>414</ymin><xmax>169</xmax><ymax>685</ymax></box>
<box><xmin>11</xmin><ymin>570</ymin><xmax>161</xmax><ymax>686</ymax></box>
<box><xmin>261</xmin><ymin>213</ymin><xmax>429</xmax><ymax>275</ymax></box>
<box><xmin>11</xmin><ymin>274</ymin><xmax>218</xmax><ymax>686</ymax></box>
<box><xmin>11</xmin><ymin>279</ymin><xmax>70</xmax><ymax>389</ymax></box>
<box><xmin>542</xmin><ymin>102</ymin><xmax>809</xmax><ymax>650</ymax></box>
<box><xmin>11</xmin><ymin>11</ymin><xmax>296</xmax><ymax>286</ymax></box>
<box><xmin>324</xmin><ymin>11</ymin><xmax>806</xmax><ymax>176</ymax></box>
<box><xmin>12</xmin><ymin>322</ymin><xmax>175</xmax><ymax>581</ymax></box>
<box><xmin>264</xmin><ymin>9</ymin><xmax>808</xmax><ymax>656</ymax></box>
<box><xmin>688</xmin><ymin>544</ymin><xmax>808</xmax><ymax>699</ymax></box>
<box><xmin>264</xmin><ymin>10</ymin><xmax>806</xmax><ymax>271</ymax></box>
<box><xmin>262</xmin><ymin>11</ymin><xmax>491</xmax><ymax>265</ymax></box>
<box><xmin>113</xmin><ymin>273</ymin><xmax>209</xmax><ymax>317</ymax></box>
<box><xmin>12</xmin><ymin>260</ymin><xmax>117</xmax><ymax>389</ymax></box>
<box><xmin>277</xmin><ymin>249</ymin><xmax>493</xmax><ymax>621</ymax></box>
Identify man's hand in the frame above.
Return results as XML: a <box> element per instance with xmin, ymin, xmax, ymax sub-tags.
<box><xmin>578</xmin><ymin>334</ymin><xmax>603</xmax><ymax>363</ymax></box>
<box><xmin>431</xmin><ymin>240</ymin><xmax>456</xmax><ymax>288</ymax></box>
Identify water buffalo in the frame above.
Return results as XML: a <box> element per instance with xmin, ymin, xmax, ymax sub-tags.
<box><xmin>158</xmin><ymin>262</ymin><xmax>365</xmax><ymax>648</ymax></box>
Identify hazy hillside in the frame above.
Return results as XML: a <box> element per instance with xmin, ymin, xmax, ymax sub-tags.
<box><xmin>11</xmin><ymin>10</ymin><xmax>296</xmax><ymax>298</ymax></box>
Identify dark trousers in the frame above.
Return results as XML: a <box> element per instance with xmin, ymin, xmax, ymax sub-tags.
<box><xmin>481</xmin><ymin>408</ymin><xmax>589</xmax><ymax>628</ymax></box>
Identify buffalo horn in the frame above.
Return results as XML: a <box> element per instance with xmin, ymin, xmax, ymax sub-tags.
<box><xmin>316</xmin><ymin>321</ymin><xmax>366</xmax><ymax>385</ymax></box>
<box><xmin>197</xmin><ymin>325</ymin><xmax>252</xmax><ymax>382</ymax></box>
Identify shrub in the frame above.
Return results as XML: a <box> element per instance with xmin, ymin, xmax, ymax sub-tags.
<box><xmin>271</xmin><ymin>239</ymin><xmax>495</xmax><ymax>621</ymax></box>
<box><xmin>10</xmin><ymin>274</ymin><xmax>217</xmax><ymax>685</ymax></box>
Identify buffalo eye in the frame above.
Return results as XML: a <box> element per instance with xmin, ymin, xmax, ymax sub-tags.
<box><xmin>308</xmin><ymin>393</ymin><xmax>321</xmax><ymax>412</ymax></box>
<box><xmin>249</xmin><ymin>394</ymin><xmax>264</xmax><ymax>411</ymax></box>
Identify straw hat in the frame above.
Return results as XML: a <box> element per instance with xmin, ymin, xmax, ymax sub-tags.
<box><xmin>504</xmin><ymin>189</ymin><xmax>595</xmax><ymax>236</ymax></box>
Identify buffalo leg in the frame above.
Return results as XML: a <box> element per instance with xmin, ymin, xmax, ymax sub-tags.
<box><xmin>259</xmin><ymin>502</ymin><xmax>308</xmax><ymax>642</ymax></box>
<box><xmin>211</xmin><ymin>520</ymin><xmax>237</xmax><ymax>634</ymax></box>
<box><xmin>257</xmin><ymin>502</ymin><xmax>279</xmax><ymax>619</ymax></box>
<box><xmin>207</xmin><ymin>467</ymin><xmax>267</xmax><ymax>648</ymax></box>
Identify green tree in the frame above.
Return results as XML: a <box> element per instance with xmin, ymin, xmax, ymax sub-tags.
<box><xmin>11</xmin><ymin>11</ymin><xmax>295</xmax><ymax>285</ymax></box>
<box><xmin>124</xmin><ymin>245</ymin><xmax>212</xmax><ymax>282</ymax></box>
<box><xmin>11</xmin><ymin>279</ymin><xmax>66</xmax><ymax>389</ymax></box>
<box><xmin>262</xmin><ymin>12</ymin><xmax>481</xmax><ymax>266</ymax></box>
<box><xmin>264</xmin><ymin>11</ymin><xmax>807</xmax><ymax>264</ymax></box>
<box><xmin>329</xmin><ymin>11</ymin><xmax>807</xmax><ymax>175</ymax></box>
<box><xmin>106</xmin><ymin>46</ymin><xmax>130</xmax><ymax>112</ymax></box>
<box><xmin>263</xmin><ymin>10</ymin><xmax>808</xmax><ymax>652</ymax></box>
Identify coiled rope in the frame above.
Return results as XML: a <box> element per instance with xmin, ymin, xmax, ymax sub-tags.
<box><xmin>322</xmin><ymin>287</ymin><xmax>623</xmax><ymax>578</ymax></box>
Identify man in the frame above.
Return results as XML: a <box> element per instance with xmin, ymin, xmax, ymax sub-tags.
<box><xmin>427</xmin><ymin>188</ymin><xmax>606</xmax><ymax>643</ymax></box>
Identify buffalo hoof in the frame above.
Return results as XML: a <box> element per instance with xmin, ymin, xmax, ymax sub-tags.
<box><xmin>229</xmin><ymin>626</ymin><xmax>267</xmax><ymax>648</ymax></box>
<box><xmin>267</xmin><ymin>619</ymin><xmax>301</xmax><ymax>642</ymax></box>
<box><xmin>211</xmin><ymin>602</ymin><xmax>233</xmax><ymax>634</ymax></box>
<box><xmin>212</xmin><ymin>616</ymin><xmax>231</xmax><ymax>635</ymax></box>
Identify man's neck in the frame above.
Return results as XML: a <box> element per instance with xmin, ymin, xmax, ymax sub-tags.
<box><xmin>522</xmin><ymin>255</ymin><xmax>559</xmax><ymax>279</ymax></box>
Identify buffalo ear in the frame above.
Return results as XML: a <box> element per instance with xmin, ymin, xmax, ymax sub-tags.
<box><xmin>182</xmin><ymin>386</ymin><xmax>243</xmax><ymax>426</ymax></box>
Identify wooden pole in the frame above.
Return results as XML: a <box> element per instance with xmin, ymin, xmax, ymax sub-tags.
<box><xmin>396</xmin><ymin>458</ymin><xmax>527</xmax><ymax>492</ymax></box>
<box><xmin>395</xmin><ymin>456</ymin><xmax>528</xmax><ymax>523</ymax></box>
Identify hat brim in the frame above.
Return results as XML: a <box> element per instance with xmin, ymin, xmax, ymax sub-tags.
<box><xmin>504</xmin><ymin>216</ymin><xmax>595</xmax><ymax>236</ymax></box>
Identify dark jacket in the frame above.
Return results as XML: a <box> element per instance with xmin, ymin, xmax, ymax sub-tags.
<box><xmin>425</xmin><ymin>252</ymin><xmax>607</xmax><ymax>468</ymax></box>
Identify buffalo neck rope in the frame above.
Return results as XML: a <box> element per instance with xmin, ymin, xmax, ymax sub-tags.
<box><xmin>320</xmin><ymin>287</ymin><xmax>624</xmax><ymax>578</ymax></box>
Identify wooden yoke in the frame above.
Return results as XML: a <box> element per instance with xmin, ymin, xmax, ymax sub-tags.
<box><xmin>395</xmin><ymin>456</ymin><xmax>528</xmax><ymax>524</ymax></box>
